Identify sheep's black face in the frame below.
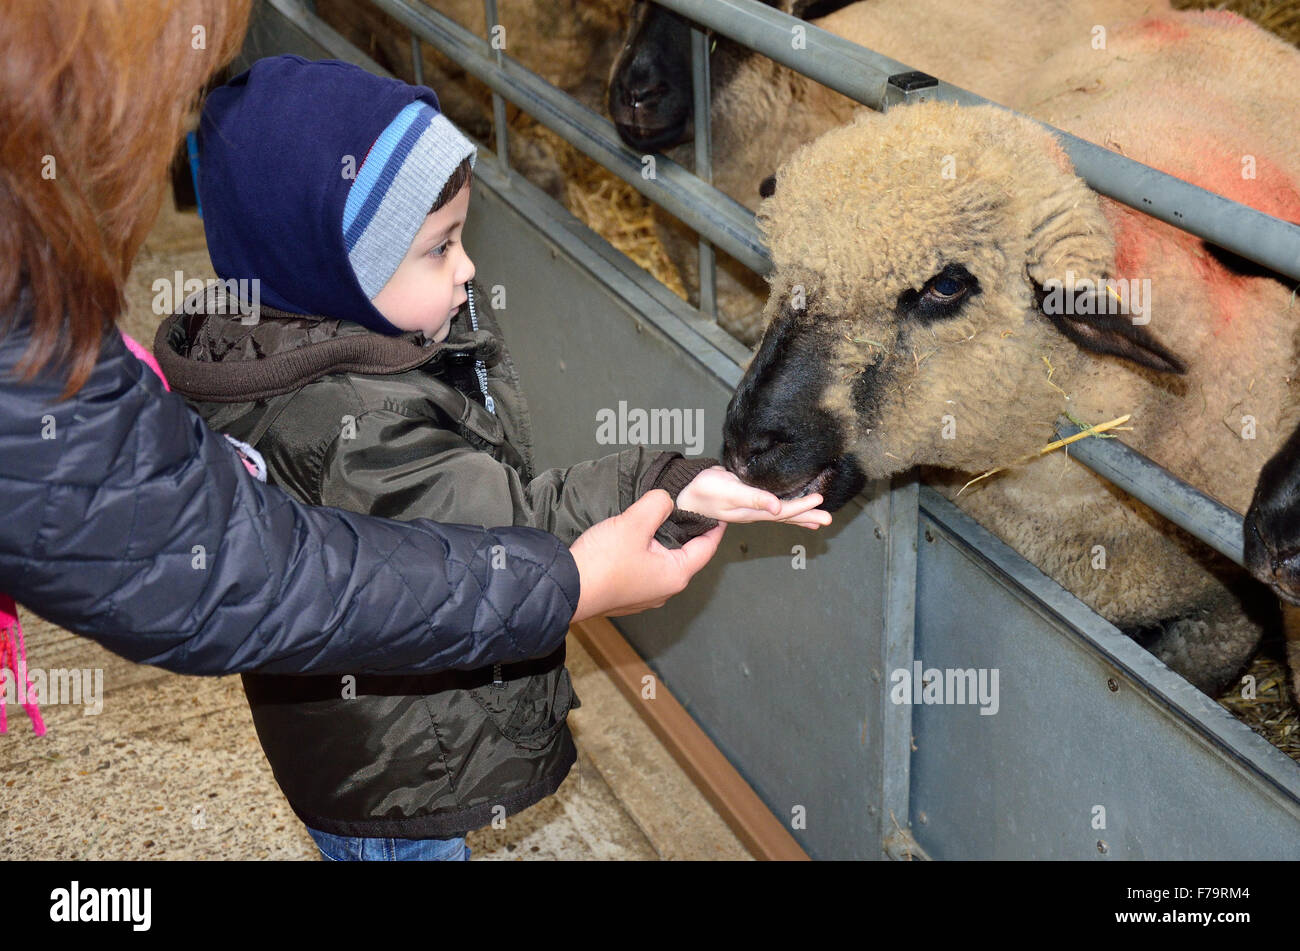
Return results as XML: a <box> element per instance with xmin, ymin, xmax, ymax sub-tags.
<box><xmin>609</xmin><ymin>2</ymin><xmax>693</xmax><ymax>152</ymax></box>
<box><xmin>1245</xmin><ymin>419</ymin><xmax>1300</xmax><ymax>605</ymax></box>
<box><xmin>609</xmin><ymin>1</ymin><xmax>854</xmax><ymax>152</ymax></box>
<box><xmin>723</xmin><ymin>294</ymin><xmax>868</xmax><ymax>511</ymax></box>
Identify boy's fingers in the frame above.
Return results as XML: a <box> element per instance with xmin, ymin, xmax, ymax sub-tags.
<box><xmin>777</xmin><ymin>493</ymin><xmax>824</xmax><ymax>517</ymax></box>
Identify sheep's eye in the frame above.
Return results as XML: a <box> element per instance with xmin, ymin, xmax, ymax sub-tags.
<box><xmin>927</xmin><ymin>275</ymin><xmax>964</xmax><ymax>300</ymax></box>
<box><xmin>897</xmin><ymin>263</ymin><xmax>981</xmax><ymax>324</ymax></box>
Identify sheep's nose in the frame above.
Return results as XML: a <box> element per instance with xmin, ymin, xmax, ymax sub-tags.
<box><xmin>724</xmin><ymin>433</ymin><xmax>789</xmax><ymax>480</ymax></box>
<box><xmin>1274</xmin><ymin>554</ymin><xmax>1298</xmax><ymax>580</ymax></box>
<box><xmin>625</xmin><ymin>80</ymin><xmax>669</xmax><ymax>111</ymax></box>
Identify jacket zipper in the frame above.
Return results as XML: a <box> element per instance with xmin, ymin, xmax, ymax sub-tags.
<box><xmin>469</xmin><ymin>281</ymin><xmax>503</xmax><ymax>690</ymax></box>
<box><xmin>466</xmin><ymin>282</ymin><xmax>495</xmax><ymax>415</ymax></box>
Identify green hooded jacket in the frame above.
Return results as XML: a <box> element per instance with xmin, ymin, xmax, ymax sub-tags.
<box><xmin>155</xmin><ymin>279</ymin><xmax>718</xmax><ymax>838</ymax></box>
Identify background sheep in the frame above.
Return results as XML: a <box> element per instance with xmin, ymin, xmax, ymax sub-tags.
<box><xmin>722</xmin><ymin>9</ymin><xmax>1300</xmax><ymax>698</ymax></box>
<box><xmin>1245</xmin><ymin>418</ymin><xmax>1300</xmax><ymax>704</ymax></box>
<box><xmin>616</xmin><ymin>0</ymin><xmax>1174</xmax><ymax>346</ymax></box>
<box><xmin>608</xmin><ymin>0</ymin><xmax>855</xmax><ymax>152</ymax></box>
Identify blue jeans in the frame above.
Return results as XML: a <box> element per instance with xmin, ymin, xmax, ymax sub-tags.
<box><xmin>306</xmin><ymin>825</ymin><xmax>471</xmax><ymax>861</ymax></box>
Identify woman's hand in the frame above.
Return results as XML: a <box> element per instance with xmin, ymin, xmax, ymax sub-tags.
<box><xmin>675</xmin><ymin>466</ymin><xmax>831</xmax><ymax>529</ymax></box>
<box><xmin>570</xmin><ymin>490</ymin><xmax>725</xmax><ymax>622</ymax></box>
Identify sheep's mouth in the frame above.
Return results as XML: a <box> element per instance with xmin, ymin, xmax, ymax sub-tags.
<box><xmin>619</xmin><ymin>123</ymin><xmax>687</xmax><ymax>152</ymax></box>
<box><xmin>777</xmin><ymin>463</ymin><xmax>836</xmax><ymax>501</ymax></box>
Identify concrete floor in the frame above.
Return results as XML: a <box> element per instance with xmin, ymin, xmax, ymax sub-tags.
<box><xmin>0</xmin><ymin>196</ymin><xmax>751</xmax><ymax>862</ymax></box>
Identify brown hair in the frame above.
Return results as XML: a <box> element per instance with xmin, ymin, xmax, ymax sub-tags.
<box><xmin>431</xmin><ymin>157</ymin><xmax>474</xmax><ymax>214</ymax></box>
<box><xmin>0</xmin><ymin>0</ymin><xmax>251</xmax><ymax>398</ymax></box>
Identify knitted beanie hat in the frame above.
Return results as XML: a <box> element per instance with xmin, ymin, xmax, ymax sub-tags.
<box><xmin>198</xmin><ymin>55</ymin><xmax>477</xmax><ymax>333</ymax></box>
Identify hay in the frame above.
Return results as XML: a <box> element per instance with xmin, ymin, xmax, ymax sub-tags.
<box><xmin>1220</xmin><ymin>654</ymin><xmax>1300</xmax><ymax>760</ymax></box>
<box><xmin>529</xmin><ymin>123</ymin><xmax>688</xmax><ymax>299</ymax></box>
<box><xmin>956</xmin><ymin>413</ymin><xmax>1133</xmax><ymax>496</ymax></box>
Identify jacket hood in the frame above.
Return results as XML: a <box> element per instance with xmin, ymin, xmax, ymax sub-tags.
<box><xmin>198</xmin><ymin>55</ymin><xmax>442</xmax><ymax>333</ymax></box>
<box><xmin>154</xmin><ymin>281</ymin><xmax>502</xmax><ymax>404</ymax></box>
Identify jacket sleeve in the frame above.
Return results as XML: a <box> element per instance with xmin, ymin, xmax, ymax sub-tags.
<box><xmin>0</xmin><ymin>323</ymin><xmax>579</xmax><ymax>676</ymax></box>
<box><xmin>320</xmin><ymin>408</ymin><xmax>720</xmax><ymax>549</ymax></box>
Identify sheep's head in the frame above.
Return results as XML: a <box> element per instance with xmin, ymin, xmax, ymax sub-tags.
<box><xmin>1244</xmin><ymin>420</ymin><xmax>1300</xmax><ymax>606</ymax></box>
<box><xmin>609</xmin><ymin>0</ymin><xmax>858</xmax><ymax>151</ymax></box>
<box><xmin>723</xmin><ymin>101</ymin><xmax>1186</xmax><ymax>509</ymax></box>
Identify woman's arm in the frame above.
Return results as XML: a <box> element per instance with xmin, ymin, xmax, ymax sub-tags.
<box><xmin>0</xmin><ymin>321</ymin><xmax>579</xmax><ymax>676</ymax></box>
<box><xmin>318</xmin><ymin>407</ymin><xmax>720</xmax><ymax>548</ymax></box>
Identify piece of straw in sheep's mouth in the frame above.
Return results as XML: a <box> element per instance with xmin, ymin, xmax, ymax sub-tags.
<box><xmin>777</xmin><ymin>464</ymin><xmax>835</xmax><ymax>500</ymax></box>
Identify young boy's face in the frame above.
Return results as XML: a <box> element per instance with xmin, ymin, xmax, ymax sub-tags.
<box><xmin>371</xmin><ymin>182</ymin><xmax>475</xmax><ymax>341</ymax></box>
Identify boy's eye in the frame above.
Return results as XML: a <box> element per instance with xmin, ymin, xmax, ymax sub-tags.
<box><xmin>427</xmin><ymin>241</ymin><xmax>449</xmax><ymax>258</ymax></box>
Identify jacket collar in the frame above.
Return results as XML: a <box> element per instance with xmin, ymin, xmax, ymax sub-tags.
<box><xmin>154</xmin><ymin>281</ymin><xmax>501</xmax><ymax>404</ymax></box>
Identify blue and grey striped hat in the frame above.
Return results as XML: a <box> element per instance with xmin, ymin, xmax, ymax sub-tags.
<box><xmin>199</xmin><ymin>55</ymin><xmax>476</xmax><ymax>333</ymax></box>
<box><xmin>343</xmin><ymin>100</ymin><xmax>477</xmax><ymax>300</ymax></box>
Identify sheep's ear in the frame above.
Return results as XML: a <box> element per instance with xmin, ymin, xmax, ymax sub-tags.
<box><xmin>1035</xmin><ymin>285</ymin><xmax>1188</xmax><ymax>374</ymax></box>
<box><xmin>1024</xmin><ymin>180</ymin><xmax>1115</xmax><ymax>290</ymax></box>
<box><xmin>759</xmin><ymin>174</ymin><xmax>776</xmax><ymax>198</ymax></box>
<box><xmin>1023</xmin><ymin>180</ymin><xmax>1184</xmax><ymax>374</ymax></box>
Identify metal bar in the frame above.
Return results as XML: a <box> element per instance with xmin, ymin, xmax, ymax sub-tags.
<box><xmin>691</xmin><ymin>24</ymin><xmax>717</xmax><ymax>319</ymax></box>
<box><xmin>367</xmin><ymin>0</ymin><xmax>770</xmax><ymax>274</ymax></box>
<box><xmin>878</xmin><ymin>477</ymin><xmax>919</xmax><ymax>857</ymax></box>
<box><xmin>653</xmin><ymin>0</ymin><xmax>1300</xmax><ymax>283</ymax></box>
<box><xmin>409</xmin><ymin>33</ymin><xmax>423</xmax><ymax>86</ymax></box>
<box><xmin>264</xmin><ymin>0</ymin><xmax>388</xmax><ymax>76</ymax></box>
<box><xmin>919</xmin><ymin>486</ymin><xmax>1300</xmax><ymax>807</ymax></box>
<box><xmin>482</xmin><ymin>0</ymin><xmax>511</xmax><ymax>170</ymax></box>
<box><xmin>1054</xmin><ymin>417</ymin><xmax>1245</xmax><ymax>567</ymax></box>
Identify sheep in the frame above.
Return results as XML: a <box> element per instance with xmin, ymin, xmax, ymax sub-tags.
<box><xmin>721</xmin><ymin>9</ymin><xmax>1300</xmax><ymax>698</ymax></box>
<box><xmin>614</xmin><ymin>0</ymin><xmax>1174</xmax><ymax>346</ymax></box>
<box><xmin>1244</xmin><ymin>421</ymin><xmax>1300</xmax><ymax>704</ymax></box>
<box><xmin>608</xmin><ymin>0</ymin><xmax>857</xmax><ymax>152</ymax></box>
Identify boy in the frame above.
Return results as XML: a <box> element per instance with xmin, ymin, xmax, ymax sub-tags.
<box><xmin>155</xmin><ymin>55</ymin><xmax>828</xmax><ymax>860</ymax></box>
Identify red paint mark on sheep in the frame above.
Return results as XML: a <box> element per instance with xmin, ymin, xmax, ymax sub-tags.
<box><xmin>1132</xmin><ymin>16</ymin><xmax>1191</xmax><ymax>44</ymax></box>
<box><xmin>1106</xmin><ymin>131</ymin><xmax>1299</xmax><ymax>332</ymax></box>
<box><xmin>1111</xmin><ymin>210</ymin><xmax>1256</xmax><ymax>333</ymax></box>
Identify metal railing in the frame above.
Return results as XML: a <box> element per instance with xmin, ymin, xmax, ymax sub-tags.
<box><xmin>341</xmin><ymin>0</ymin><xmax>1279</xmax><ymax>559</ymax></box>
<box><xmin>659</xmin><ymin>0</ymin><xmax>1300</xmax><ymax>283</ymax></box>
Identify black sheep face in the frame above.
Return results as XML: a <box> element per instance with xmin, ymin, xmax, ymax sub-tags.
<box><xmin>721</xmin><ymin>261</ymin><xmax>1011</xmax><ymax>511</ymax></box>
<box><xmin>1245</xmin><ymin>420</ymin><xmax>1300</xmax><ymax>605</ymax></box>
<box><xmin>722</xmin><ymin>289</ymin><xmax>869</xmax><ymax>509</ymax></box>
<box><xmin>608</xmin><ymin>0</ymin><xmax>859</xmax><ymax>152</ymax></box>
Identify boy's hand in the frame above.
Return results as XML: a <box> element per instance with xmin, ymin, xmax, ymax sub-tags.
<box><xmin>675</xmin><ymin>466</ymin><xmax>831</xmax><ymax>529</ymax></box>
